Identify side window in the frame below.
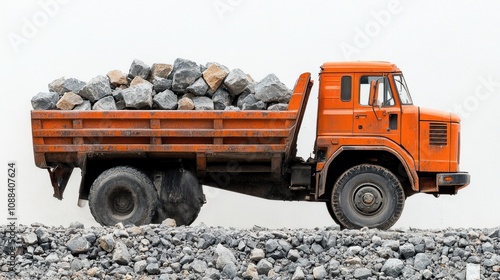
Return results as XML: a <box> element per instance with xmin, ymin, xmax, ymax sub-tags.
<box><xmin>341</xmin><ymin>76</ymin><xmax>352</xmax><ymax>102</ymax></box>
<box><xmin>359</xmin><ymin>76</ymin><xmax>395</xmax><ymax>107</ymax></box>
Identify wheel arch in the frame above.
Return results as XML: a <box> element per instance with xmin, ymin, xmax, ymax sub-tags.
<box><xmin>318</xmin><ymin>146</ymin><xmax>418</xmax><ymax>200</ymax></box>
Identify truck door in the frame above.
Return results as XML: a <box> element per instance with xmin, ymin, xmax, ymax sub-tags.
<box><xmin>353</xmin><ymin>75</ymin><xmax>401</xmax><ymax>144</ymax></box>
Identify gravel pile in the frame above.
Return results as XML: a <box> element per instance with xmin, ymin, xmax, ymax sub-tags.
<box><xmin>31</xmin><ymin>58</ymin><xmax>292</xmax><ymax>111</ymax></box>
<box><xmin>1</xmin><ymin>222</ymin><xmax>499</xmax><ymax>279</ymax></box>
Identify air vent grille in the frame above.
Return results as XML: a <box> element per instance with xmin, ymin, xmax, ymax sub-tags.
<box><xmin>429</xmin><ymin>123</ymin><xmax>447</xmax><ymax>146</ymax></box>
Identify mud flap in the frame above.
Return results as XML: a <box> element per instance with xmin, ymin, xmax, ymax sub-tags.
<box><xmin>48</xmin><ymin>164</ymin><xmax>74</xmax><ymax>200</ymax></box>
<box><xmin>154</xmin><ymin>168</ymin><xmax>205</xmax><ymax>225</ymax></box>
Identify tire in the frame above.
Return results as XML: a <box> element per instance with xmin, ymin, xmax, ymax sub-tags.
<box><xmin>153</xmin><ymin>168</ymin><xmax>205</xmax><ymax>226</ymax></box>
<box><xmin>330</xmin><ymin>164</ymin><xmax>405</xmax><ymax>230</ymax></box>
<box><xmin>326</xmin><ymin>201</ymin><xmax>342</xmax><ymax>228</ymax></box>
<box><xmin>89</xmin><ymin>166</ymin><xmax>159</xmax><ymax>226</ymax></box>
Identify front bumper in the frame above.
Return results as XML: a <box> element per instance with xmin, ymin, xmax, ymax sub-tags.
<box><xmin>437</xmin><ymin>172</ymin><xmax>470</xmax><ymax>188</ymax></box>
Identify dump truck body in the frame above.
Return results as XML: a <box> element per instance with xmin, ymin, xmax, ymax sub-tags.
<box><xmin>32</xmin><ymin>73</ymin><xmax>313</xmax><ymax>201</ymax></box>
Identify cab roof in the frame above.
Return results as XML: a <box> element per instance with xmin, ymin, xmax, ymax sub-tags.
<box><xmin>321</xmin><ymin>61</ymin><xmax>401</xmax><ymax>73</ymax></box>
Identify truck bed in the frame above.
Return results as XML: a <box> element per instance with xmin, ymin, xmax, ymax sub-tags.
<box><xmin>32</xmin><ymin>73</ymin><xmax>313</xmax><ymax>177</ymax></box>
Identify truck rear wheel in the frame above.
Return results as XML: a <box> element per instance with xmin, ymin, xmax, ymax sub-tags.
<box><xmin>89</xmin><ymin>166</ymin><xmax>159</xmax><ymax>226</ymax></box>
<box><xmin>154</xmin><ymin>168</ymin><xmax>205</xmax><ymax>226</ymax></box>
<box><xmin>330</xmin><ymin>164</ymin><xmax>405</xmax><ymax>230</ymax></box>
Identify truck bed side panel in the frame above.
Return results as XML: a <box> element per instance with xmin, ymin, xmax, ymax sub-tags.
<box><xmin>31</xmin><ymin>73</ymin><xmax>313</xmax><ymax>171</ymax></box>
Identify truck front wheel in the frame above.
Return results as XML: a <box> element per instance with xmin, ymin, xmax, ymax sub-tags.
<box><xmin>89</xmin><ymin>166</ymin><xmax>159</xmax><ymax>226</ymax></box>
<box><xmin>330</xmin><ymin>164</ymin><xmax>405</xmax><ymax>230</ymax></box>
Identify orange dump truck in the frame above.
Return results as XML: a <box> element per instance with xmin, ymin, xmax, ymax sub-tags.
<box><xmin>31</xmin><ymin>62</ymin><xmax>470</xmax><ymax>229</ymax></box>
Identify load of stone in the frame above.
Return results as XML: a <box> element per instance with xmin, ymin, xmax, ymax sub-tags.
<box><xmin>31</xmin><ymin>58</ymin><xmax>292</xmax><ymax>111</ymax></box>
<box><xmin>2</xmin><ymin>221</ymin><xmax>499</xmax><ymax>279</ymax></box>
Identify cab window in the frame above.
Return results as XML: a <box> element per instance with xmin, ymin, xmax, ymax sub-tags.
<box><xmin>359</xmin><ymin>76</ymin><xmax>395</xmax><ymax>107</ymax></box>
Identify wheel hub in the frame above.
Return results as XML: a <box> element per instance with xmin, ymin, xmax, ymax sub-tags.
<box><xmin>111</xmin><ymin>191</ymin><xmax>134</xmax><ymax>215</ymax></box>
<box><xmin>354</xmin><ymin>185</ymin><xmax>383</xmax><ymax>215</ymax></box>
<box><xmin>362</xmin><ymin>193</ymin><xmax>375</xmax><ymax>205</ymax></box>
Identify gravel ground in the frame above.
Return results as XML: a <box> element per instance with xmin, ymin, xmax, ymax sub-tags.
<box><xmin>1</xmin><ymin>221</ymin><xmax>499</xmax><ymax>279</ymax></box>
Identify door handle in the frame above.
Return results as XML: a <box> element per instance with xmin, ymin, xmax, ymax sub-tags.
<box><xmin>355</xmin><ymin>114</ymin><xmax>367</xmax><ymax>119</ymax></box>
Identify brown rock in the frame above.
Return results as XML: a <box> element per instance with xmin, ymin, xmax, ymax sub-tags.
<box><xmin>177</xmin><ymin>96</ymin><xmax>195</xmax><ymax>110</ymax></box>
<box><xmin>150</xmin><ymin>63</ymin><xmax>172</xmax><ymax>80</ymax></box>
<box><xmin>107</xmin><ymin>70</ymin><xmax>128</xmax><ymax>87</ymax></box>
<box><xmin>86</xmin><ymin>267</ymin><xmax>98</xmax><ymax>277</ymax></box>
<box><xmin>127</xmin><ymin>226</ymin><xmax>142</xmax><ymax>236</ymax></box>
<box><xmin>56</xmin><ymin>92</ymin><xmax>84</xmax><ymax>110</ymax></box>
<box><xmin>203</xmin><ymin>63</ymin><xmax>229</xmax><ymax>93</ymax></box>
<box><xmin>161</xmin><ymin>218</ymin><xmax>177</xmax><ymax>227</ymax></box>
<box><xmin>130</xmin><ymin>76</ymin><xmax>152</xmax><ymax>87</ymax></box>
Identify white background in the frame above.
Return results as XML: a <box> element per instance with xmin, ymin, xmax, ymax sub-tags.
<box><xmin>1</xmin><ymin>0</ymin><xmax>498</xmax><ymax>229</ymax></box>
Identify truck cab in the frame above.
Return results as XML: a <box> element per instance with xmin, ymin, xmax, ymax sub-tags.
<box><xmin>314</xmin><ymin>62</ymin><xmax>470</xmax><ymax>229</ymax></box>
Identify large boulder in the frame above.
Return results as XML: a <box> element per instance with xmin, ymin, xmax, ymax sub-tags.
<box><xmin>236</xmin><ymin>91</ymin><xmax>251</xmax><ymax>108</ymax></box>
<box><xmin>63</xmin><ymin>78</ymin><xmax>86</xmax><ymax>94</ymax></box>
<box><xmin>238</xmin><ymin>93</ymin><xmax>265</xmax><ymax>110</ymax></box>
<box><xmin>177</xmin><ymin>96</ymin><xmax>195</xmax><ymax>110</ymax></box>
<box><xmin>73</xmin><ymin>100</ymin><xmax>91</xmax><ymax>111</ymax></box>
<box><xmin>224</xmin><ymin>105</ymin><xmax>240</xmax><ymax>111</ymax></box>
<box><xmin>153</xmin><ymin>90</ymin><xmax>178</xmax><ymax>110</ymax></box>
<box><xmin>48</xmin><ymin>77</ymin><xmax>86</xmax><ymax>95</ymax></box>
<box><xmin>121</xmin><ymin>83</ymin><xmax>153</xmax><ymax>109</ymax></box>
<box><xmin>212</xmin><ymin>88</ymin><xmax>232</xmax><ymax>110</ymax></box>
<box><xmin>128</xmin><ymin>59</ymin><xmax>150</xmax><ymax>79</ymax></box>
<box><xmin>223</xmin><ymin>68</ymin><xmax>250</xmax><ymax>96</ymax></box>
<box><xmin>172</xmin><ymin>67</ymin><xmax>202</xmax><ymax>94</ymax></box>
<box><xmin>31</xmin><ymin>92</ymin><xmax>60</xmax><ymax>110</ymax></box>
<box><xmin>168</xmin><ymin>58</ymin><xmax>198</xmax><ymax>79</ymax></box>
<box><xmin>79</xmin><ymin>75</ymin><xmax>112</xmax><ymax>103</ymax></box>
<box><xmin>150</xmin><ymin>63</ymin><xmax>172</xmax><ymax>79</ymax></box>
<box><xmin>153</xmin><ymin>78</ymin><xmax>172</xmax><ymax>93</ymax></box>
<box><xmin>112</xmin><ymin>89</ymin><xmax>126</xmax><ymax>110</ymax></box>
<box><xmin>187</xmin><ymin>77</ymin><xmax>209</xmax><ymax>96</ymax></box>
<box><xmin>203</xmin><ymin>63</ymin><xmax>229</xmax><ymax>93</ymax></box>
<box><xmin>130</xmin><ymin>76</ymin><xmax>152</xmax><ymax>87</ymax></box>
<box><xmin>56</xmin><ymin>92</ymin><xmax>84</xmax><ymax>110</ymax></box>
<box><xmin>92</xmin><ymin>96</ymin><xmax>117</xmax><ymax>110</ymax></box>
<box><xmin>107</xmin><ymin>70</ymin><xmax>128</xmax><ymax>87</ymax></box>
<box><xmin>267</xmin><ymin>103</ymin><xmax>288</xmax><ymax>111</ymax></box>
<box><xmin>255</xmin><ymin>73</ymin><xmax>292</xmax><ymax>103</ymax></box>
<box><xmin>48</xmin><ymin>77</ymin><xmax>65</xmax><ymax>94</ymax></box>
<box><xmin>243</xmin><ymin>100</ymin><xmax>266</xmax><ymax>110</ymax></box>
<box><xmin>193</xmin><ymin>96</ymin><xmax>214</xmax><ymax>110</ymax></box>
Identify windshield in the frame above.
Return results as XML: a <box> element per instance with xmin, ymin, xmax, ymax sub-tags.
<box><xmin>393</xmin><ymin>74</ymin><xmax>413</xmax><ymax>105</ymax></box>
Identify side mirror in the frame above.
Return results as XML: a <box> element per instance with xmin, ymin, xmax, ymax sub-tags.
<box><xmin>368</xmin><ymin>80</ymin><xmax>379</xmax><ymax>107</ymax></box>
